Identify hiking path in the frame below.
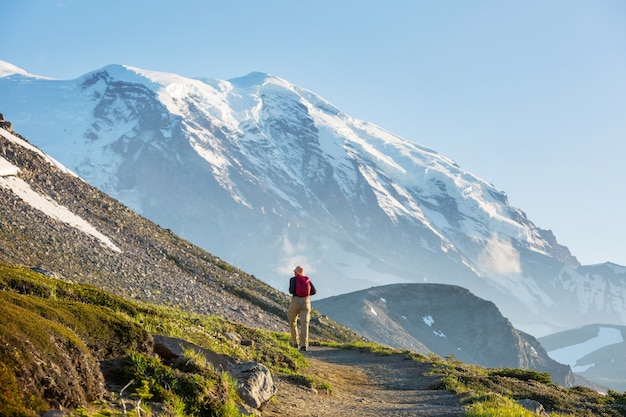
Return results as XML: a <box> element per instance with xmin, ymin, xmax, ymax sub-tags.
<box><xmin>262</xmin><ymin>346</ymin><xmax>463</xmax><ymax>417</ymax></box>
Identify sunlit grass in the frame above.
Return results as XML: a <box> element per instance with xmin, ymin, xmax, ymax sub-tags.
<box><xmin>465</xmin><ymin>395</ymin><xmax>539</xmax><ymax>417</ymax></box>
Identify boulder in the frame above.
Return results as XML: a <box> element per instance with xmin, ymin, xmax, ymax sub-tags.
<box><xmin>517</xmin><ymin>399</ymin><xmax>549</xmax><ymax>417</ymax></box>
<box><xmin>152</xmin><ymin>335</ymin><xmax>276</xmax><ymax>409</ymax></box>
<box><xmin>227</xmin><ymin>360</ymin><xmax>276</xmax><ymax>409</ymax></box>
<box><xmin>152</xmin><ymin>334</ymin><xmax>229</xmax><ymax>369</ymax></box>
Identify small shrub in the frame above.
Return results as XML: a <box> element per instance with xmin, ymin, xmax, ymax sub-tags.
<box><xmin>489</xmin><ymin>368</ymin><xmax>551</xmax><ymax>384</ymax></box>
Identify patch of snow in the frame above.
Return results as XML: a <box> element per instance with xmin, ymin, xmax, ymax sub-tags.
<box><xmin>0</xmin><ymin>158</ymin><xmax>121</xmax><ymax>253</ymax></box>
<box><xmin>380</xmin><ymin>297</ymin><xmax>386</xmax><ymax>303</ymax></box>
<box><xmin>423</xmin><ymin>315</ymin><xmax>434</xmax><ymax>327</ymax></box>
<box><xmin>369</xmin><ymin>306</ymin><xmax>378</xmax><ymax>316</ymax></box>
<box><xmin>0</xmin><ymin>157</ymin><xmax>20</xmax><ymax>176</ymax></box>
<box><xmin>433</xmin><ymin>330</ymin><xmax>446</xmax><ymax>338</ymax></box>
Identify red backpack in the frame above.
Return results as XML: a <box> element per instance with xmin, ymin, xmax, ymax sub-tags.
<box><xmin>294</xmin><ymin>275</ymin><xmax>311</xmax><ymax>297</ymax></box>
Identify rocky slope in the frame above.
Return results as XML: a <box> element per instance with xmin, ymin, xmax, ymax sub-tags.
<box><xmin>0</xmin><ymin>123</ymin><xmax>355</xmax><ymax>343</ymax></box>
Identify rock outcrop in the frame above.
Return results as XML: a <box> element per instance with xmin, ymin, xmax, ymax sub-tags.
<box><xmin>152</xmin><ymin>335</ymin><xmax>276</xmax><ymax>410</ymax></box>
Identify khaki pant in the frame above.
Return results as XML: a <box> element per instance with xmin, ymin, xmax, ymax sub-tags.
<box><xmin>288</xmin><ymin>296</ymin><xmax>311</xmax><ymax>348</ymax></box>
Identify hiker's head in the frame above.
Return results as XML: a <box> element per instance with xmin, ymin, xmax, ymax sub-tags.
<box><xmin>294</xmin><ymin>266</ymin><xmax>304</xmax><ymax>276</ymax></box>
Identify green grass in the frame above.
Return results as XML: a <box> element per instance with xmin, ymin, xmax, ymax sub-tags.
<box><xmin>0</xmin><ymin>262</ymin><xmax>312</xmax><ymax>416</ymax></box>
<box><xmin>423</xmin><ymin>354</ymin><xmax>626</xmax><ymax>416</ymax></box>
<box><xmin>3</xmin><ymin>261</ymin><xmax>626</xmax><ymax>417</ymax></box>
<box><xmin>464</xmin><ymin>395</ymin><xmax>539</xmax><ymax>417</ymax></box>
<box><xmin>321</xmin><ymin>338</ymin><xmax>626</xmax><ymax>416</ymax></box>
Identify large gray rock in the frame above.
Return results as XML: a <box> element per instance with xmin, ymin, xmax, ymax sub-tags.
<box><xmin>152</xmin><ymin>335</ymin><xmax>275</xmax><ymax>409</ymax></box>
<box><xmin>517</xmin><ymin>399</ymin><xmax>549</xmax><ymax>417</ymax></box>
<box><xmin>227</xmin><ymin>361</ymin><xmax>276</xmax><ymax>409</ymax></box>
<box><xmin>152</xmin><ymin>334</ymin><xmax>230</xmax><ymax>369</ymax></box>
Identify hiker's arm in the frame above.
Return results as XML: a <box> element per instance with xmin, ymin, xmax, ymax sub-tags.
<box><xmin>289</xmin><ymin>277</ymin><xmax>295</xmax><ymax>295</ymax></box>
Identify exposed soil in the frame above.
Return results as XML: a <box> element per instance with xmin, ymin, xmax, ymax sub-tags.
<box><xmin>262</xmin><ymin>346</ymin><xmax>463</xmax><ymax>417</ymax></box>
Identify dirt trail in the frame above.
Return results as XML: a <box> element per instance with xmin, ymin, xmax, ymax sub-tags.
<box><xmin>262</xmin><ymin>346</ymin><xmax>463</xmax><ymax>417</ymax></box>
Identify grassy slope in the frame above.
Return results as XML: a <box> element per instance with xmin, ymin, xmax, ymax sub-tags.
<box><xmin>2</xmin><ymin>261</ymin><xmax>626</xmax><ymax>417</ymax></box>
<box><xmin>0</xmin><ymin>262</ymin><xmax>314</xmax><ymax>416</ymax></box>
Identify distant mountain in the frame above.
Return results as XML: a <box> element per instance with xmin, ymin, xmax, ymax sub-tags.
<box><xmin>539</xmin><ymin>324</ymin><xmax>626</xmax><ymax>392</ymax></box>
<box><xmin>1</xmin><ymin>60</ymin><xmax>625</xmax><ymax>336</ymax></box>
<box><xmin>313</xmin><ymin>283</ymin><xmax>601</xmax><ymax>389</ymax></box>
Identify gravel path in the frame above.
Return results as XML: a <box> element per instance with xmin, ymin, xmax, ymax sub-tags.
<box><xmin>262</xmin><ymin>346</ymin><xmax>463</xmax><ymax>417</ymax></box>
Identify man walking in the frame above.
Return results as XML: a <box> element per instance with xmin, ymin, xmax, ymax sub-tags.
<box><xmin>288</xmin><ymin>266</ymin><xmax>317</xmax><ymax>351</ymax></box>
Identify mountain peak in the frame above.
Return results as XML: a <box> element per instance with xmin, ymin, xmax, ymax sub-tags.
<box><xmin>0</xmin><ymin>60</ymin><xmax>49</xmax><ymax>79</ymax></box>
<box><xmin>82</xmin><ymin>64</ymin><xmax>159</xmax><ymax>86</ymax></box>
<box><xmin>228</xmin><ymin>71</ymin><xmax>279</xmax><ymax>88</ymax></box>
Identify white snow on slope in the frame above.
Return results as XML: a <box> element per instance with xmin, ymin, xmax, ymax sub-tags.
<box><xmin>0</xmin><ymin>60</ymin><xmax>51</xmax><ymax>79</ymax></box>
<box><xmin>0</xmin><ymin>63</ymin><xmax>551</xmax><ymax>266</ymax></box>
<box><xmin>422</xmin><ymin>314</ymin><xmax>446</xmax><ymax>337</ymax></box>
<box><xmin>0</xmin><ymin>157</ymin><xmax>19</xmax><ymax>176</ymax></box>
<box><xmin>547</xmin><ymin>327</ymin><xmax>623</xmax><ymax>372</ymax></box>
<box><xmin>0</xmin><ymin>131</ymin><xmax>120</xmax><ymax>253</ymax></box>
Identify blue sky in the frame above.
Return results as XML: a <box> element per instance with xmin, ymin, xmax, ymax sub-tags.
<box><xmin>3</xmin><ymin>1</ymin><xmax>626</xmax><ymax>266</ymax></box>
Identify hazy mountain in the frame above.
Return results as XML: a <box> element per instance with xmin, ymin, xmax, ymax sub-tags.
<box><xmin>1</xmin><ymin>60</ymin><xmax>625</xmax><ymax>337</ymax></box>
<box><xmin>313</xmin><ymin>283</ymin><xmax>599</xmax><ymax>389</ymax></box>
<box><xmin>539</xmin><ymin>324</ymin><xmax>626</xmax><ymax>392</ymax></box>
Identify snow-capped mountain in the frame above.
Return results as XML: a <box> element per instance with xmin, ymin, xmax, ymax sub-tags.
<box><xmin>1</xmin><ymin>60</ymin><xmax>625</xmax><ymax>335</ymax></box>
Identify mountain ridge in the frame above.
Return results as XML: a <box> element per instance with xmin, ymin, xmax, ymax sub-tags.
<box><xmin>1</xmin><ymin>60</ymin><xmax>625</xmax><ymax>337</ymax></box>
<box><xmin>312</xmin><ymin>282</ymin><xmax>588</xmax><ymax>388</ymax></box>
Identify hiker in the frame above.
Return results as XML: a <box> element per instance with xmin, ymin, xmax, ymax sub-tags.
<box><xmin>288</xmin><ymin>266</ymin><xmax>317</xmax><ymax>351</ymax></box>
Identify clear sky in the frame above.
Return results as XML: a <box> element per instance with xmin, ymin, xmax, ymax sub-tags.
<box><xmin>3</xmin><ymin>1</ymin><xmax>626</xmax><ymax>266</ymax></box>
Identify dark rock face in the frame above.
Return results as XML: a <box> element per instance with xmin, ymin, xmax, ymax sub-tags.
<box><xmin>314</xmin><ymin>283</ymin><xmax>577</xmax><ymax>387</ymax></box>
<box><xmin>0</xmin><ymin>113</ymin><xmax>12</xmax><ymax>131</ymax></box>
